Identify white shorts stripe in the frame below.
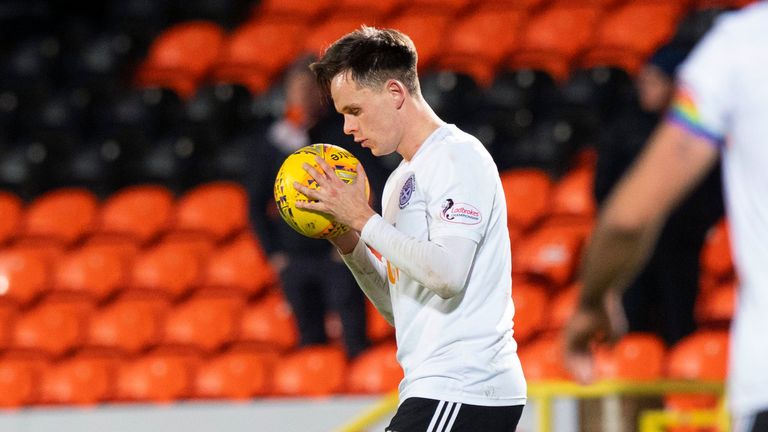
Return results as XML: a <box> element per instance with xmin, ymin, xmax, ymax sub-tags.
<box><xmin>434</xmin><ymin>402</ymin><xmax>455</xmax><ymax>432</ymax></box>
<box><xmin>426</xmin><ymin>400</ymin><xmax>447</xmax><ymax>432</ymax></box>
<box><xmin>444</xmin><ymin>402</ymin><xmax>462</xmax><ymax>431</ymax></box>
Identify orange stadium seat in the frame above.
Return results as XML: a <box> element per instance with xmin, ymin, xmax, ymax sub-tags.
<box><xmin>336</xmin><ymin>0</ymin><xmax>409</xmax><ymax>20</ymax></box>
<box><xmin>0</xmin><ymin>357</ymin><xmax>47</xmax><ymax>407</ymax></box>
<box><xmin>96</xmin><ymin>184</ymin><xmax>175</xmax><ymax>245</ymax></box>
<box><xmin>547</xmin><ymin>283</ymin><xmax>579</xmax><ymax>332</ymax></box>
<box><xmin>272</xmin><ymin>345</ymin><xmax>348</xmax><ymax>396</ymax></box>
<box><xmin>39</xmin><ymin>353</ymin><xmax>119</xmax><ymax>405</ymax></box>
<box><xmin>252</xmin><ymin>0</ymin><xmax>334</xmax><ymax>23</ymax></box>
<box><xmin>0</xmin><ymin>191</ymin><xmax>23</xmax><ymax>245</ymax></box>
<box><xmin>580</xmin><ymin>2</ymin><xmax>685</xmax><ymax>74</ymax></box>
<box><xmin>211</xmin><ymin>20</ymin><xmax>305</xmax><ymax>95</ymax></box>
<box><xmin>518</xmin><ymin>335</ymin><xmax>571</xmax><ymax>381</ymax></box>
<box><xmin>513</xmin><ymin>223</ymin><xmax>585</xmax><ymax>287</ymax></box>
<box><xmin>239</xmin><ymin>291</ymin><xmax>299</xmax><ymax>352</ymax></box>
<box><xmin>202</xmin><ymin>232</ymin><xmax>276</xmax><ymax>297</ymax></box>
<box><xmin>696</xmin><ymin>279</ymin><xmax>736</xmax><ymax>327</ymax></box>
<box><xmin>173</xmin><ymin>181</ymin><xmax>249</xmax><ymax>243</ymax></box>
<box><xmin>550</xmin><ymin>166</ymin><xmax>597</xmax><ymax>220</ymax></box>
<box><xmin>700</xmin><ymin>218</ymin><xmax>734</xmax><ymax>282</ymax></box>
<box><xmin>435</xmin><ymin>4</ymin><xmax>526</xmax><ymax>86</ymax></box>
<box><xmin>506</xmin><ymin>3</ymin><xmax>603</xmax><ymax>81</ymax></box>
<box><xmin>594</xmin><ymin>333</ymin><xmax>666</xmax><ymax>380</ymax></box>
<box><xmin>81</xmin><ymin>234</ymin><xmax>141</xmax><ymax>262</ymax></box>
<box><xmin>116</xmin><ymin>350</ymin><xmax>200</xmax><ymax>402</ymax></box>
<box><xmin>303</xmin><ymin>12</ymin><xmax>385</xmax><ymax>57</ymax></box>
<box><xmin>162</xmin><ymin>294</ymin><xmax>244</xmax><ymax>353</ymax></box>
<box><xmin>12</xmin><ymin>299</ymin><xmax>93</xmax><ymax>358</ymax></box>
<box><xmin>386</xmin><ymin>7</ymin><xmax>453</xmax><ymax>70</ymax></box>
<box><xmin>51</xmin><ymin>243</ymin><xmax>129</xmax><ymax>302</ymax></box>
<box><xmin>511</xmin><ymin>281</ymin><xmax>547</xmax><ymax>343</ymax></box>
<box><xmin>666</xmin><ymin>330</ymin><xmax>729</xmax><ymax>411</ymax></box>
<box><xmin>0</xmin><ymin>303</ymin><xmax>17</xmax><ymax>350</ymax></box>
<box><xmin>0</xmin><ymin>246</ymin><xmax>51</xmax><ymax>306</ymax></box>
<box><xmin>407</xmin><ymin>0</ymin><xmax>473</xmax><ymax>13</ymax></box>
<box><xmin>347</xmin><ymin>341</ymin><xmax>402</xmax><ymax>394</ymax></box>
<box><xmin>366</xmin><ymin>300</ymin><xmax>395</xmax><ymax>343</ymax></box>
<box><xmin>136</xmin><ymin>21</ymin><xmax>226</xmax><ymax>99</ymax></box>
<box><xmin>194</xmin><ymin>348</ymin><xmax>278</xmax><ymax>399</ymax></box>
<box><xmin>500</xmin><ymin>168</ymin><xmax>553</xmax><ymax>234</ymax></box>
<box><xmin>129</xmin><ymin>241</ymin><xmax>202</xmax><ymax>299</ymax></box>
<box><xmin>155</xmin><ymin>231</ymin><xmax>216</xmax><ymax>262</ymax></box>
<box><xmin>19</xmin><ymin>188</ymin><xmax>99</xmax><ymax>246</ymax></box>
<box><xmin>86</xmin><ymin>297</ymin><xmax>168</xmax><ymax>355</ymax></box>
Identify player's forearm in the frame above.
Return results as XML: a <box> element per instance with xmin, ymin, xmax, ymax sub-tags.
<box><xmin>361</xmin><ymin>215</ymin><xmax>476</xmax><ymax>299</ymax></box>
<box><xmin>339</xmin><ymin>234</ymin><xmax>394</xmax><ymax>325</ymax></box>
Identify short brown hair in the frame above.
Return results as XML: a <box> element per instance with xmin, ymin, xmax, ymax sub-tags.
<box><xmin>309</xmin><ymin>26</ymin><xmax>419</xmax><ymax>98</ymax></box>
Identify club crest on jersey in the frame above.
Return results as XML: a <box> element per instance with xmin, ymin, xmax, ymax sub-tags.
<box><xmin>399</xmin><ymin>174</ymin><xmax>415</xmax><ymax>209</ymax></box>
<box><xmin>440</xmin><ymin>199</ymin><xmax>482</xmax><ymax>225</ymax></box>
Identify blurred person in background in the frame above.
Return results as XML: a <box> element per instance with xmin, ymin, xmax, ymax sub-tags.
<box><xmin>566</xmin><ymin>4</ymin><xmax>768</xmax><ymax>430</ymax></box>
<box><xmin>592</xmin><ymin>42</ymin><xmax>724</xmax><ymax>347</ymax></box>
<box><xmin>247</xmin><ymin>55</ymin><xmax>389</xmax><ymax>360</ymax></box>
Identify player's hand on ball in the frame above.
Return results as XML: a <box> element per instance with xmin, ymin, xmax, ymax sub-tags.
<box><xmin>295</xmin><ymin>156</ymin><xmax>375</xmax><ymax>232</ymax></box>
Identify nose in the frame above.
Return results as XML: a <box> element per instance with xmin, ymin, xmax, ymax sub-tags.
<box><xmin>343</xmin><ymin>114</ymin><xmax>357</xmax><ymax>136</ymax></box>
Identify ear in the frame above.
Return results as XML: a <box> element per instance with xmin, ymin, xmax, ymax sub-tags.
<box><xmin>386</xmin><ymin>79</ymin><xmax>407</xmax><ymax>110</ymax></box>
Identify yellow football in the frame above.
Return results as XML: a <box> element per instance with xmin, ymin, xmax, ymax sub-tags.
<box><xmin>274</xmin><ymin>143</ymin><xmax>368</xmax><ymax>239</ymax></box>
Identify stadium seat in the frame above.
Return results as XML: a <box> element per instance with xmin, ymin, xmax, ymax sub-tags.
<box><xmin>129</xmin><ymin>241</ymin><xmax>202</xmax><ymax>299</ymax></box>
<box><xmin>506</xmin><ymin>3</ymin><xmax>603</xmax><ymax>81</ymax></box>
<box><xmin>194</xmin><ymin>348</ymin><xmax>278</xmax><ymax>399</ymax></box>
<box><xmin>666</xmin><ymin>330</ymin><xmax>729</xmax><ymax>411</ymax></box>
<box><xmin>594</xmin><ymin>333</ymin><xmax>666</xmax><ymax>380</ymax></box>
<box><xmin>406</xmin><ymin>0</ymin><xmax>473</xmax><ymax>13</ymax></box>
<box><xmin>51</xmin><ymin>243</ymin><xmax>129</xmax><ymax>302</ymax></box>
<box><xmin>513</xmin><ymin>223</ymin><xmax>586</xmax><ymax>287</ymax></box>
<box><xmin>0</xmin><ymin>357</ymin><xmax>47</xmax><ymax>407</ymax></box>
<box><xmin>303</xmin><ymin>11</ymin><xmax>385</xmax><ymax>57</ymax></box>
<box><xmin>136</xmin><ymin>21</ymin><xmax>226</xmax><ymax>99</ymax></box>
<box><xmin>81</xmin><ymin>234</ymin><xmax>141</xmax><ymax>262</ymax></box>
<box><xmin>155</xmin><ymin>231</ymin><xmax>217</xmax><ymax>262</ymax></box>
<box><xmin>201</xmin><ymin>232</ymin><xmax>277</xmax><ymax>297</ymax></box>
<box><xmin>172</xmin><ymin>181</ymin><xmax>249</xmax><ymax>243</ymax></box>
<box><xmin>12</xmin><ymin>299</ymin><xmax>93</xmax><ymax>358</ymax></box>
<box><xmin>252</xmin><ymin>0</ymin><xmax>335</xmax><ymax>23</ymax></box>
<box><xmin>435</xmin><ymin>4</ymin><xmax>526</xmax><ymax>86</ymax></box>
<box><xmin>86</xmin><ymin>297</ymin><xmax>169</xmax><ymax>355</ymax></box>
<box><xmin>366</xmin><ymin>300</ymin><xmax>395</xmax><ymax>343</ymax></box>
<box><xmin>695</xmin><ymin>279</ymin><xmax>736</xmax><ymax>327</ymax></box>
<box><xmin>385</xmin><ymin>7</ymin><xmax>453</xmax><ymax>70</ymax></box>
<box><xmin>336</xmin><ymin>0</ymin><xmax>408</xmax><ymax>20</ymax></box>
<box><xmin>272</xmin><ymin>345</ymin><xmax>348</xmax><ymax>396</ymax></box>
<box><xmin>0</xmin><ymin>246</ymin><xmax>51</xmax><ymax>306</ymax></box>
<box><xmin>549</xmin><ymin>166</ymin><xmax>597</xmax><ymax>220</ymax></box>
<box><xmin>116</xmin><ymin>350</ymin><xmax>200</xmax><ymax>402</ymax></box>
<box><xmin>546</xmin><ymin>283</ymin><xmax>580</xmax><ymax>332</ymax></box>
<box><xmin>39</xmin><ymin>353</ymin><xmax>119</xmax><ymax>405</ymax></box>
<box><xmin>510</xmin><ymin>281</ymin><xmax>547</xmax><ymax>343</ymax></box>
<box><xmin>700</xmin><ymin>218</ymin><xmax>734</xmax><ymax>282</ymax></box>
<box><xmin>580</xmin><ymin>2</ymin><xmax>685</xmax><ymax>74</ymax></box>
<box><xmin>347</xmin><ymin>341</ymin><xmax>402</xmax><ymax>394</ymax></box>
<box><xmin>518</xmin><ymin>335</ymin><xmax>571</xmax><ymax>381</ymax></box>
<box><xmin>0</xmin><ymin>303</ymin><xmax>16</xmax><ymax>350</ymax></box>
<box><xmin>0</xmin><ymin>191</ymin><xmax>22</xmax><ymax>245</ymax></box>
<box><xmin>499</xmin><ymin>168</ymin><xmax>553</xmax><ymax>233</ymax></box>
<box><xmin>96</xmin><ymin>184</ymin><xmax>175</xmax><ymax>244</ymax></box>
<box><xmin>239</xmin><ymin>291</ymin><xmax>299</xmax><ymax>352</ymax></box>
<box><xmin>211</xmin><ymin>20</ymin><xmax>305</xmax><ymax>95</ymax></box>
<box><xmin>19</xmin><ymin>187</ymin><xmax>99</xmax><ymax>246</ymax></box>
<box><xmin>161</xmin><ymin>294</ymin><xmax>244</xmax><ymax>353</ymax></box>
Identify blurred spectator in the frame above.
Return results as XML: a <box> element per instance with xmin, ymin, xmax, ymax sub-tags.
<box><xmin>246</xmin><ymin>55</ymin><xmax>390</xmax><ymax>359</ymax></box>
<box><xmin>592</xmin><ymin>42</ymin><xmax>724</xmax><ymax>346</ymax></box>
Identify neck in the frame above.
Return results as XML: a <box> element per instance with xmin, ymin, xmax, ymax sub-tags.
<box><xmin>398</xmin><ymin>95</ymin><xmax>446</xmax><ymax>161</ymax></box>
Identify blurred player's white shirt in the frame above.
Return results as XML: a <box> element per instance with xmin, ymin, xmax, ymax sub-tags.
<box><xmin>672</xmin><ymin>1</ymin><xmax>768</xmax><ymax>417</ymax></box>
<box><xmin>379</xmin><ymin>124</ymin><xmax>526</xmax><ymax>406</ymax></box>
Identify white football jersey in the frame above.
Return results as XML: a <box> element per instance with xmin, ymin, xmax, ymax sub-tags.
<box><xmin>379</xmin><ymin>124</ymin><xmax>526</xmax><ymax>406</ymax></box>
<box><xmin>672</xmin><ymin>2</ymin><xmax>768</xmax><ymax>416</ymax></box>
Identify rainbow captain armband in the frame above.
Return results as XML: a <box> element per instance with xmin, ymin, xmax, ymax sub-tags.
<box><xmin>666</xmin><ymin>87</ymin><xmax>724</xmax><ymax>147</ymax></box>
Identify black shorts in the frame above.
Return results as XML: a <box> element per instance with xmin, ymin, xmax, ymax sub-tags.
<box><xmin>386</xmin><ymin>397</ymin><xmax>524</xmax><ymax>432</ymax></box>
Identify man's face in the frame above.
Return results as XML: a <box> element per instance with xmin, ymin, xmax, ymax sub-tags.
<box><xmin>330</xmin><ymin>71</ymin><xmax>402</xmax><ymax>157</ymax></box>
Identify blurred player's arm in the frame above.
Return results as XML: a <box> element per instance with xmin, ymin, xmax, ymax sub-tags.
<box><xmin>333</xmin><ymin>231</ymin><xmax>394</xmax><ymax>325</ymax></box>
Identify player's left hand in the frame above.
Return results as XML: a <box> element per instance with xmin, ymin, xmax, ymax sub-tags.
<box><xmin>294</xmin><ymin>156</ymin><xmax>376</xmax><ymax>232</ymax></box>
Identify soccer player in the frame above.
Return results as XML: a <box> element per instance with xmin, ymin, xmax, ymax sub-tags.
<box><xmin>294</xmin><ymin>27</ymin><xmax>526</xmax><ymax>431</ymax></box>
<box><xmin>564</xmin><ymin>3</ymin><xmax>768</xmax><ymax>431</ymax></box>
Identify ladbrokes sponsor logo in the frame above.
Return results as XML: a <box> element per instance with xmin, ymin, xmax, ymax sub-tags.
<box><xmin>440</xmin><ymin>199</ymin><xmax>481</xmax><ymax>225</ymax></box>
